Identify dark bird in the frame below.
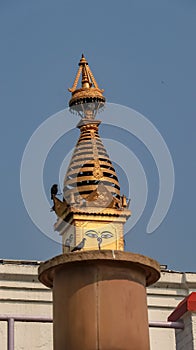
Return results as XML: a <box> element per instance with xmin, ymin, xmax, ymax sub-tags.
<box><xmin>71</xmin><ymin>238</ymin><xmax>86</xmax><ymax>252</ymax></box>
<box><xmin>50</xmin><ymin>184</ymin><xmax>58</xmax><ymax>200</ymax></box>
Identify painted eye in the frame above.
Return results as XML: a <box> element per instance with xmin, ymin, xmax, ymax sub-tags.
<box><xmin>85</xmin><ymin>230</ymin><xmax>98</xmax><ymax>238</ymax></box>
<box><xmin>101</xmin><ymin>231</ymin><xmax>113</xmax><ymax>239</ymax></box>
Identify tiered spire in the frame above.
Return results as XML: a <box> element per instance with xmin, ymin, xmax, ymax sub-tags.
<box><xmin>63</xmin><ymin>121</ymin><xmax>121</xmax><ymax>208</ymax></box>
<box><xmin>62</xmin><ymin>55</ymin><xmax>121</xmax><ymax>208</ymax></box>
<box><xmin>51</xmin><ymin>55</ymin><xmax>131</xmax><ymax>252</ymax></box>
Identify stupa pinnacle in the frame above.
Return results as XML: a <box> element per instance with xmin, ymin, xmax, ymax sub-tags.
<box><xmin>51</xmin><ymin>55</ymin><xmax>131</xmax><ymax>252</ymax></box>
<box><xmin>68</xmin><ymin>54</ymin><xmax>105</xmax><ymax>119</ymax></box>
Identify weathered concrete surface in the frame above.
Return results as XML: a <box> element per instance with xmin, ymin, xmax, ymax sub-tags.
<box><xmin>38</xmin><ymin>250</ymin><xmax>160</xmax><ymax>288</ymax></box>
<box><xmin>39</xmin><ymin>250</ymin><xmax>160</xmax><ymax>350</ymax></box>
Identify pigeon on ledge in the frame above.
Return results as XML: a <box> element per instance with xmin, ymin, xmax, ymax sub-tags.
<box><xmin>71</xmin><ymin>238</ymin><xmax>86</xmax><ymax>252</ymax></box>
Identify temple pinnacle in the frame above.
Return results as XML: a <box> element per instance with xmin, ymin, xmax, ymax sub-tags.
<box><xmin>68</xmin><ymin>55</ymin><xmax>106</xmax><ymax>119</ymax></box>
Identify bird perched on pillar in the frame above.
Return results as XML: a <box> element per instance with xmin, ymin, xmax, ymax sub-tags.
<box><xmin>71</xmin><ymin>238</ymin><xmax>86</xmax><ymax>252</ymax></box>
<box><xmin>50</xmin><ymin>184</ymin><xmax>58</xmax><ymax>200</ymax></box>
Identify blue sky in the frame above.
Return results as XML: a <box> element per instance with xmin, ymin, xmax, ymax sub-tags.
<box><xmin>0</xmin><ymin>0</ymin><xmax>196</xmax><ymax>271</ymax></box>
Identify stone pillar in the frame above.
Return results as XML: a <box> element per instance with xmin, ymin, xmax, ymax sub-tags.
<box><xmin>168</xmin><ymin>292</ymin><xmax>196</xmax><ymax>350</ymax></box>
<box><xmin>39</xmin><ymin>250</ymin><xmax>160</xmax><ymax>350</ymax></box>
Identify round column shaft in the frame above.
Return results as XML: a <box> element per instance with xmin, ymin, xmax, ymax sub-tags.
<box><xmin>39</xmin><ymin>250</ymin><xmax>160</xmax><ymax>350</ymax></box>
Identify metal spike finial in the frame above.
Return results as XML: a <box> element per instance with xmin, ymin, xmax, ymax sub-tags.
<box><xmin>79</xmin><ymin>54</ymin><xmax>88</xmax><ymax>68</ymax></box>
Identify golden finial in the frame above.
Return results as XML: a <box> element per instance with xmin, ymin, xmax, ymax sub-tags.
<box><xmin>51</xmin><ymin>55</ymin><xmax>131</xmax><ymax>254</ymax></box>
<box><xmin>68</xmin><ymin>55</ymin><xmax>105</xmax><ymax>119</ymax></box>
